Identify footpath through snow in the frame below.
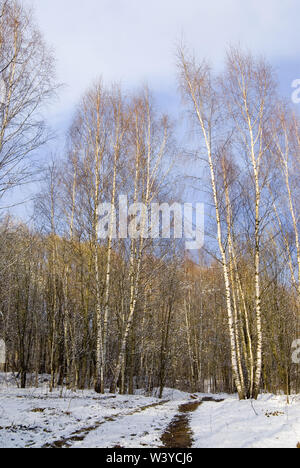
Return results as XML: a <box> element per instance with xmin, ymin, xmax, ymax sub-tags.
<box><xmin>0</xmin><ymin>374</ymin><xmax>300</xmax><ymax>448</ymax></box>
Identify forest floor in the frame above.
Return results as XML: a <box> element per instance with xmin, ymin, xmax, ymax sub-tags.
<box><xmin>0</xmin><ymin>373</ymin><xmax>300</xmax><ymax>448</ymax></box>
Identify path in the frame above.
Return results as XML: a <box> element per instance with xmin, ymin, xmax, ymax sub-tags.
<box><xmin>161</xmin><ymin>397</ymin><xmax>224</xmax><ymax>449</ymax></box>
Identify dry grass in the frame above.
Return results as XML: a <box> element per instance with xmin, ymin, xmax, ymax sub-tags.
<box><xmin>31</xmin><ymin>408</ymin><xmax>45</xmax><ymax>413</ymax></box>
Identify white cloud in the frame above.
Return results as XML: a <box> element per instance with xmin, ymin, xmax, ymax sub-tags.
<box><xmin>26</xmin><ymin>0</ymin><xmax>300</xmax><ymax>114</ymax></box>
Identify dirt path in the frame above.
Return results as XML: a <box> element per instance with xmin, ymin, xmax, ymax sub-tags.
<box><xmin>161</xmin><ymin>400</ymin><xmax>202</xmax><ymax>448</ymax></box>
<box><xmin>161</xmin><ymin>397</ymin><xmax>224</xmax><ymax>449</ymax></box>
<box><xmin>42</xmin><ymin>395</ymin><xmax>225</xmax><ymax>449</ymax></box>
<box><xmin>43</xmin><ymin>399</ymin><xmax>170</xmax><ymax>448</ymax></box>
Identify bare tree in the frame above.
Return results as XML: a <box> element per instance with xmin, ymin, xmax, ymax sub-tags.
<box><xmin>0</xmin><ymin>0</ymin><xmax>57</xmax><ymax>202</ymax></box>
<box><xmin>177</xmin><ymin>47</ymin><xmax>245</xmax><ymax>399</ymax></box>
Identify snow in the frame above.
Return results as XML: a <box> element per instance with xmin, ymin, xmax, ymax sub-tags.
<box><xmin>0</xmin><ymin>374</ymin><xmax>187</xmax><ymax>448</ymax></box>
<box><xmin>71</xmin><ymin>400</ymin><xmax>181</xmax><ymax>449</ymax></box>
<box><xmin>191</xmin><ymin>394</ymin><xmax>300</xmax><ymax>448</ymax></box>
<box><xmin>1</xmin><ymin>373</ymin><xmax>300</xmax><ymax>448</ymax></box>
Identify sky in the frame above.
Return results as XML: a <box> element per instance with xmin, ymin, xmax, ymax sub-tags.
<box><xmin>9</xmin><ymin>0</ymin><xmax>300</xmax><ymax>218</ymax></box>
<box><xmin>25</xmin><ymin>0</ymin><xmax>300</xmax><ymax>127</ymax></box>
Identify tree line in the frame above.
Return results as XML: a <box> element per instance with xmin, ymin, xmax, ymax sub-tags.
<box><xmin>0</xmin><ymin>0</ymin><xmax>299</xmax><ymax>399</ymax></box>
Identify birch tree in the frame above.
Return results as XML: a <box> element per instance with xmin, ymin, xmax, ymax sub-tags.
<box><xmin>110</xmin><ymin>89</ymin><xmax>172</xmax><ymax>393</ymax></box>
<box><xmin>177</xmin><ymin>48</ymin><xmax>245</xmax><ymax>399</ymax></box>
<box><xmin>0</xmin><ymin>0</ymin><xmax>56</xmax><ymax>201</ymax></box>
<box><xmin>222</xmin><ymin>48</ymin><xmax>275</xmax><ymax>398</ymax></box>
<box><xmin>178</xmin><ymin>46</ymin><xmax>276</xmax><ymax>399</ymax></box>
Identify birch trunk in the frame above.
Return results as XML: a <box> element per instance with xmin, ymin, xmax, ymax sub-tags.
<box><xmin>178</xmin><ymin>54</ymin><xmax>245</xmax><ymax>398</ymax></box>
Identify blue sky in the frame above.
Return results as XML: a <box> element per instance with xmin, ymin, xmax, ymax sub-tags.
<box><xmin>25</xmin><ymin>0</ymin><xmax>300</xmax><ymax>124</ymax></box>
<box><xmin>8</xmin><ymin>0</ymin><xmax>300</xmax><ymax>218</ymax></box>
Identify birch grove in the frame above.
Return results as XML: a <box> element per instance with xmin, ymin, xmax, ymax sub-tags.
<box><xmin>0</xmin><ymin>0</ymin><xmax>300</xmax><ymax>399</ymax></box>
<box><xmin>177</xmin><ymin>46</ymin><xmax>290</xmax><ymax>399</ymax></box>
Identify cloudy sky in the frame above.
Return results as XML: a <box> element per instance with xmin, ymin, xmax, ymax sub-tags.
<box><xmin>12</xmin><ymin>0</ymin><xmax>300</xmax><ymax>218</ymax></box>
<box><xmin>26</xmin><ymin>0</ymin><xmax>300</xmax><ymax>127</ymax></box>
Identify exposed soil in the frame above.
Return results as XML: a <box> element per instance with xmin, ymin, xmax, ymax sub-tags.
<box><xmin>161</xmin><ymin>400</ymin><xmax>202</xmax><ymax>448</ymax></box>
<box><xmin>161</xmin><ymin>397</ymin><xmax>225</xmax><ymax>449</ymax></box>
<box><xmin>42</xmin><ymin>396</ymin><xmax>225</xmax><ymax>449</ymax></box>
<box><xmin>201</xmin><ymin>396</ymin><xmax>224</xmax><ymax>403</ymax></box>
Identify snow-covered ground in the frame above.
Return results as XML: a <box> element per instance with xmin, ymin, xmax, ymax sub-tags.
<box><xmin>0</xmin><ymin>373</ymin><xmax>188</xmax><ymax>448</ymax></box>
<box><xmin>191</xmin><ymin>394</ymin><xmax>300</xmax><ymax>448</ymax></box>
<box><xmin>0</xmin><ymin>373</ymin><xmax>300</xmax><ymax>448</ymax></box>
